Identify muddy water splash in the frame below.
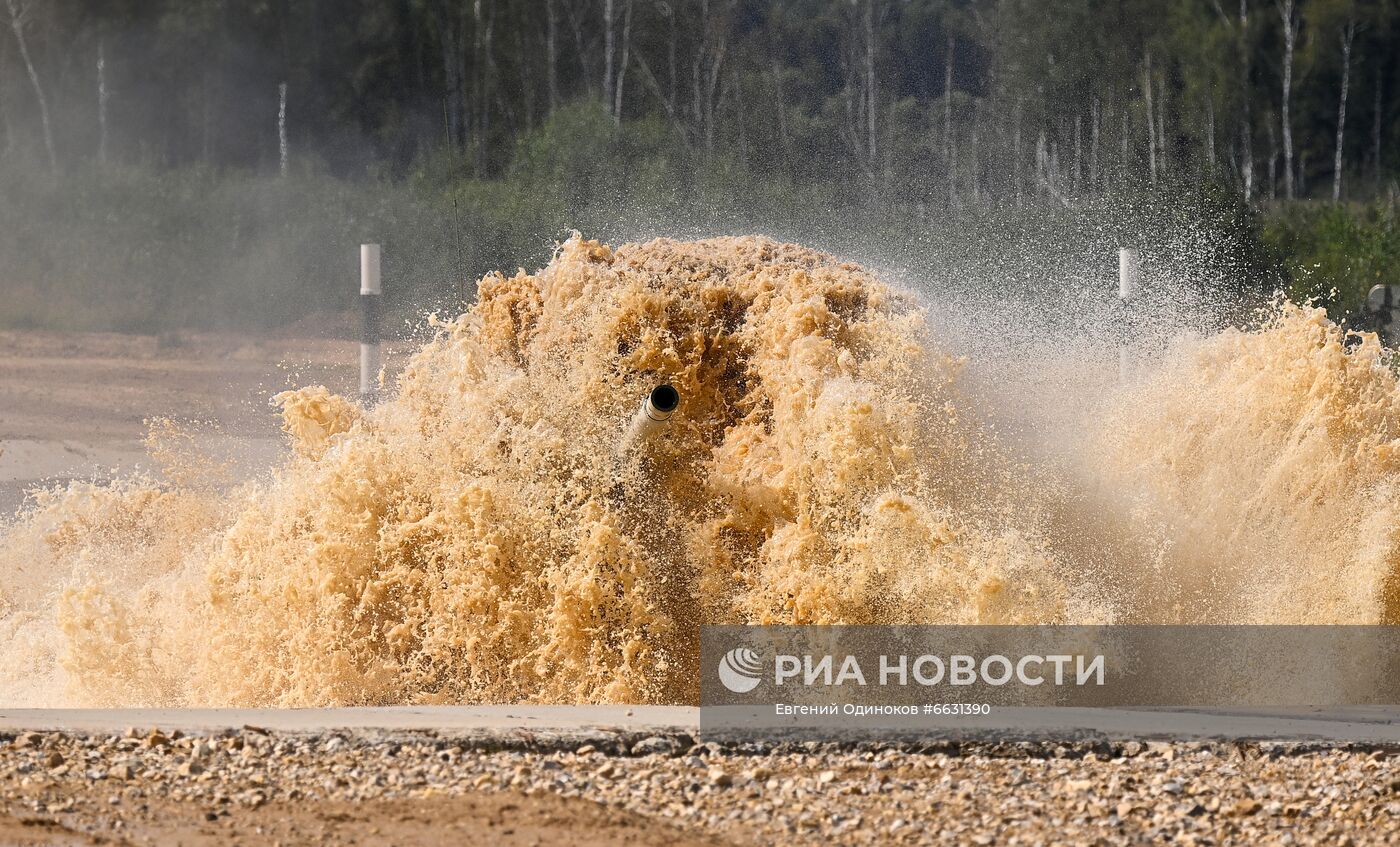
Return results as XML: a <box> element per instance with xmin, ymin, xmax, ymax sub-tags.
<box><xmin>1091</xmin><ymin>302</ymin><xmax>1400</xmax><ymax>624</ymax></box>
<box><xmin>0</xmin><ymin>235</ymin><xmax>1397</xmax><ymax>707</ymax></box>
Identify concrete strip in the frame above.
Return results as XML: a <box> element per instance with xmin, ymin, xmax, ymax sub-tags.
<box><xmin>0</xmin><ymin>706</ymin><xmax>1395</xmax><ymax>744</ymax></box>
<box><xmin>0</xmin><ymin>706</ymin><xmax>697</xmax><ymax>735</ymax></box>
<box><xmin>705</xmin><ymin>705</ymin><xmax>1400</xmax><ymax>744</ymax></box>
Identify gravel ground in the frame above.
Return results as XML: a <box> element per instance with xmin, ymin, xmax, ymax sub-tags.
<box><xmin>2</xmin><ymin>729</ymin><xmax>1397</xmax><ymax>846</ymax></box>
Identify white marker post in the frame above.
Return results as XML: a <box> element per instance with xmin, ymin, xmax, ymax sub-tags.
<box><xmin>360</xmin><ymin>244</ymin><xmax>382</xmax><ymax>404</ymax></box>
<box><xmin>1118</xmin><ymin>247</ymin><xmax>1141</xmax><ymax>384</ymax></box>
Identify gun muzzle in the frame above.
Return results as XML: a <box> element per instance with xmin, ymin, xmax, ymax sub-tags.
<box><xmin>618</xmin><ymin>384</ymin><xmax>680</xmax><ymax>454</ymax></box>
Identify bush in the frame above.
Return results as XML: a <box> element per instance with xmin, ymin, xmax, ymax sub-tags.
<box><xmin>0</xmin><ymin>162</ymin><xmax>459</xmax><ymax>333</ymax></box>
<box><xmin>0</xmin><ymin>118</ymin><xmax>1359</xmax><ymax>337</ymax></box>
<box><xmin>1262</xmin><ymin>201</ymin><xmax>1400</xmax><ymax>312</ymax></box>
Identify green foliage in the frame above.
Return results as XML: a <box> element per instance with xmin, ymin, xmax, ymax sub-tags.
<box><xmin>0</xmin><ymin>163</ymin><xmax>457</xmax><ymax>332</ymax></box>
<box><xmin>0</xmin><ymin>128</ymin><xmax>1338</xmax><ymax>335</ymax></box>
<box><xmin>1262</xmin><ymin>201</ymin><xmax>1400</xmax><ymax>310</ymax></box>
<box><xmin>2</xmin><ymin>0</ymin><xmax>1393</xmax><ymax>333</ymax></box>
<box><xmin>506</xmin><ymin>101</ymin><xmax>688</xmax><ymax>213</ymax></box>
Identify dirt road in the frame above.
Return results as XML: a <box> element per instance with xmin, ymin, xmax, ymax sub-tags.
<box><xmin>0</xmin><ymin>329</ymin><xmax>407</xmax><ymax>515</ymax></box>
<box><xmin>1</xmin><ymin>727</ymin><xmax>1397</xmax><ymax>847</ymax></box>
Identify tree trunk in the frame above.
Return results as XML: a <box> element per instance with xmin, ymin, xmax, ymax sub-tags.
<box><xmin>1277</xmin><ymin>0</ymin><xmax>1297</xmax><ymax>199</ymax></box>
<box><xmin>1090</xmin><ymin>96</ymin><xmax>1100</xmax><ymax>193</ymax></box>
<box><xmin>1205</xmin><ymin>97</ymin><xmax>1215</xmax><ymax>176</ymax></box>
<box><xmin>772</xmin><ymin>60</ymin><xmax>789</xmax><ymax>161</ymax></box>
<box><xmin>700</xmin><ymin>0</ymin><xmax>728</xmax><ymax>158</ymax></box>
<box><xmin>863</xmin><ymin>0</ymin><xmax>877</xmax><ymax>178</ymax></box>
<box><xmin>564</xmin><ymin>0</ymin><xmax>590</xmax><ymax>98</ymax></box>
<box><xmin>482</xmin><ymin>6</ymin><xmax>494</xmax><ymax>172</ymax></box>
<box><xmin>691</xmin><ymin>35</ymin><xmax>703</xmax><ymax>139</ymax></box>
<box><xmin>472</xmin><ymin>0</ymin><xmax>490</xmax><ymax>176</ymax></box>
<box><xmin>1012</xmin><ymin>100</ymin><xmax>1022</xmax><ymax>206</ymax></box>
<box><xmin>1238</xmin><ymin>0</ymin><xmax>1254</xmax><ymax>202</ymax></box>
<box><xmin>545</xmin><ymin>0</ymin><xmax>559</xmax><ymax>111</ymax></box>
<box><xmin>278</xmin><ymin>82</ymin><xmax>288</xmax><ymax>176</ymax></box>
<box><xmin>732</xmin><ymin>68</ymin><xmax>747</xmax><ymax>167</ymax></box>
<box><xmin>1120</xmin><ymin>105</ymin><xmax>1129</xmax><ymax>187</ymax></box>
<box><xmin>516</xmin><ymin>26</ymin><xmax>533</xmax><ymax>133</ymax></box>
<box><xmin>1374</xmin><ymin>68</ymin><xmax>1383</xmax><ymax>191</ymax></box>
<box><xmin>944</xmin><ymin>35</ymin><xmax>954</xmax><ymax>203</ymax></box>
<box><xmin>97</xmin><ymin>40</ymin><xmax>108</xmax><ymax>166</ymax></box>
<box><xmin>1144</xmin><ymin>52</ymin><xmax>1156</xmax><ymax>185</ymax></box>
<box><xmin>1333</xmin><ymin>19</ymin><xmax>1355</xmax><ymax>203</ymax></box>
<box><xmin>840</xmin><ymin>63</ymin><xmax>857</xmax><ymax>163</ymax></box>
<box><xmin>438</xmin><ymin>3</ymin><xmax>463</xmax><ymax>147</ymax></box>
<box><xmin>1242</xmin><ymin>113</ymin><xmax>1254</xmax><ymax>202</ymax></box>
<box><xmin>1267</xmin><ymin>119</ymin><xmax>1277</xmax><ymax>199</ymax></box>
<box><xmin>969</xmin><ymin>99</ymin><xmax>980</xmax><ymax>203</ymax></box>
<box><xmin>5</xmin><ymin>0</ymin><xmax>56</xmax><ymax>173</ymax></box>
<box><xmin>0</xmin><ymin>44</ymin><xmax>11</xmax><ymax>155</ymax></box>
<box><xmin>630</xmin><ymin>48</ymin><xmax>686</xmax><ymax>143</ymax></box>
<box><xmin>1035</xmin><ymin>129</ymin><xmax>1047</xmax><ymax>197</ymax></box>
<box><xmin>667</xmin><ymin>5</ymin><xmax>677</xmax><ymax>114</ymax></box>
<box><xmin>201</xmin><ymin>69</ymin><xmax>211</xmax><ymax>164</ymax></box>
<box><xmin>1156</xmin><ymin>73</ymin><xmax>1167</xmax><ymax>177</ymax></box>
<box><xmin>612</xmin><ymin>0</ymin><xmax>633</xmax><ymax>124</ymax></box>
<box><xmin>712</xmin><ymin>54</ymin><xmax>730</xmax><ymax>158</ymax></box>
<box><xmin>602</xmin><ymin>0</ymin><xmax>615</xmax><ymax>116</ymax></box>
<box><xmin>1072</xmin><ymin>114</ymin><xmax>1081</xmax><ymax>194</ymax></box>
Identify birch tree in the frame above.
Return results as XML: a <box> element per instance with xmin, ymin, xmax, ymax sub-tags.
<box><xmin>545</xmin><ymin>0</ymin><xmax>559</xmax><ymax>111</ymax></box>
<box><xmin>433</xmin><ymin>0</ymin><xmax>465</xmax><ymax>148</ymax></box>
<box><xmin>0</xmin><ymin>40</ymin><xmax>11</xmax><ymax>155</ymax></box>
<box><xmin>472</xmin><ymin>0</ymin><xmax>494</xmax><ymax>176</ymax></box>
<box><xmin>1206</xmin><ymin>99</ymin><xmax>1215</xmax><ymax>175</ymax></box>
<box><xmin>1156</xmin><ymin>74</ymin><xmax>1168</xmax><ymax>177</ymax></box>
<box><xmin>771</xmin><ymin>60</ymin><xmax>789</xmax><ymax>161</ymax></box>
<box><xmin>863</xmin><ymin>0</ymin><xmax>877</xmax><ymax>179</ymax></box>
<box><xmin>1089</xmin><ymin>96</ymin><xmax>1100</xmax><ymax>192</ymax></box>
<box><xmin>1072</xmin><ymin>113</ymin><xmax>1081</xmax><ymax>194</ymax></box>
<box><xmin>278</xmin><ymin>82</ymin><xmax>288</xmax><ymax>176</ymax></box>
<box><xmin>663</xmin><ymin>0</ymin><xmax>677</xmax><ymax>113</ymax></box>
<box><xmin>691</xmin><ymin>0</ymin><xmax>733</xmax><ymax>157</ymax></box>
<box><xmin>943</xmin><ymin>32</ymin><xmax>954</xmax><ymax>203</ymax></box>
<box><xmin>1210</xmin><ymin>0</ymin><xmax>1253</xmax><ymax>201</ymax></box>
<box><xmin>1241</xmin><ymin>4</ymin><xmax>1254</xmax><ymax>203</ymax></box>
<box><xmin>1012</xmin><ymin>99</ymin><xmax>1023</xmax><ymax>206</ymax></box>
<box><xmin>1266</xmin><ymin>117</ymin><xmax>1278</xmax><ymax>197</ymax></box>
<box><xmin>1333</xmin><ymin>17</ymin><xmax>1357</xmax><ymax>201</ymax></box>
<box><xmin>4</xmin><ymin>0</ymin><xmax>55</xmax><ymax>173</ymax></box>
<box><xmin>602</xmin><ymin>0</ymin><xmax>615</xmax><ymax>117</ymax></box>
<box><xmin>1373</xmin><ymin>68</ymin><xmax>1383</xmax><ymax>189</ymax></box>
<box><xmin>969</xmin><ymin>99</ymin><xmax>980</xmax><ymax>202</ymax></box>
<box><xmin>1120</xmin><ymin>107</ymin><xmax>1129</xmax><ymax>187</ymax></box>
<box><xmin>1276</xmin><ymin>0</ymin><xmax>1299</xmax><ymax>198</ymax></box>
<box><xmin>1144</xmin><ymin>51</ymin><xmax>1157</xmax><ymax>185</ymax></box>
<box><xmin>613</xmin><ymin>0</ymin><xmax>633</xmax><ymax>124</ymax></box>
<box><xmin>97</xmin><ymin>40</ymin><xmax>108</xmax><ymax>166</ymax></box>
<box><xmin>563</xmin><ymin>0</ymin><xmax>593</xmax><ymax>99</ymax></box>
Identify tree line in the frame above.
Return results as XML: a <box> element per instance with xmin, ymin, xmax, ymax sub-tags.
<box><xmin>1</xmin><ymin>0</ymin><xmax>1398</xmax><ymax>206</ymax></box>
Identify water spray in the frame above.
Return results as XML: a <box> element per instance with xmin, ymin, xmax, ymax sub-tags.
<box><xmin>1118</xmin><ymin>247</ymin><xmax>1141</xmax><ymax>384</ymax></box>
